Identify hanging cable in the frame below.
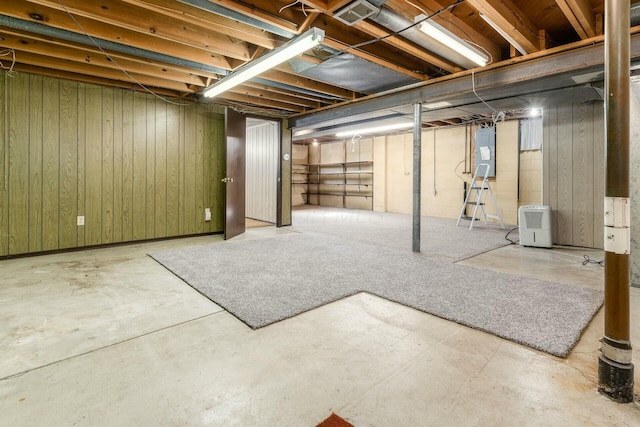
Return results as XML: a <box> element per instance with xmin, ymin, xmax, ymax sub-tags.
<box><xmin>351</xmin><ymin>134</ymin><xmax>361</xmax><ymax>153</ymax></box>
<box><xmin>279</xmin><ymin>0</ymin><xmax>308</xmax><ymax>17</ymax></box>
<box><xmin>471</xmin><ymin>68</ymin><xmax>506</xmax><ymax>126</ymax></box>
<box><xmin>0</xmin><ymin>48</ymin><xmax>16</xmax><ymax>76</ymax></box>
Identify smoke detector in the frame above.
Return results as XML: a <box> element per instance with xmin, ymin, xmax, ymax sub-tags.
<box><xmin>334</xmin><ymin>0</ymin><xmax>379</xmax><ymax>26</ymax></box>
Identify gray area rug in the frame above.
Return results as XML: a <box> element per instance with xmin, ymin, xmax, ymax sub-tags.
<box><xmin>288</xmin><ymin>206</ymin><xmax>511</xmax><ymax>261</ymax></box>
<box><xmin>150</xmin><ymin>210</ymin><xmax>603</xmax><ymax>357</ymax></box>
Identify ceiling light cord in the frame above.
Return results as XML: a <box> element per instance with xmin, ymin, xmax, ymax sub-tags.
<box><xmin>279</xmin><ymin>0</ymin><xmax>308</xmax><ymax>17</ymax></box>
<box><xmin>0</xmin><ymin>48</ymin><xmax>16</xmax><ymax>76</ymax></box>
<box><xmin>56</xmin><ymin>0</ymin><xmax>190</xmax><ymax>106</ymax></box>
<box><xmin>471</xmin><ymin>68</ymin><xmax>505</xmax><ymax>125</ymax></box>
<box><xmin>351</xmin><ymin>134</ymin><xmax>361</xmax><ymax>152</ymax></box>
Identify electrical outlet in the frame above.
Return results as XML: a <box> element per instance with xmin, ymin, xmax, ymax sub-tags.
<box><xmin>77</xmin><ymin>216</ymin><xmax>85</xmax><ymax>226</ymax></box>
<box><xmin>205</xmin><ymin>208</ymin><xmax>211</xmax><ymax>222</ymax></box>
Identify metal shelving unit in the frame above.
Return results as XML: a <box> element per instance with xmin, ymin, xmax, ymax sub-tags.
<box><xmin>302</xmin><ymin>161</ymin><xmax>373</xmax><ymax>209</ymax></box>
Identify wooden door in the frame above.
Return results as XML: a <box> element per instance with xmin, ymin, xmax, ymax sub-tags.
<box><xmin>224</xmin><ymin>107</ymin><xmax>246</xmax><ymax>240</ymax></box>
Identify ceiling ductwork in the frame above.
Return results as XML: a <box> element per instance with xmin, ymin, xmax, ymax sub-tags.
<box><xmin>334</xmin><ymin>0</ymin><xmax>380</xmax><ymax>26</ymax></box>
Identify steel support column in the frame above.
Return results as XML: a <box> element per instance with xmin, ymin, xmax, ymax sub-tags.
<box><xmin>598</xmin><ymin>0</ymin><xmax>634</xmax><ymax>402</ymax></box>
<box><xmin>412</xmin><ymin>103</ymin><xmax>422</xmax><ymax>253</ymax></box>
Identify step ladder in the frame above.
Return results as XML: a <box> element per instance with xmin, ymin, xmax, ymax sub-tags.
<box><xmin>456</xmin><ymin>163</ymin><xmax>505</xmax><ymax>230</ymax></box>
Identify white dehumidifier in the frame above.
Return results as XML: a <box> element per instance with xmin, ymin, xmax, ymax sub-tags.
<box><xmin>518</xmin><ymin>205</ymin><xmax>552</xmax><ymax>248</ymax></box>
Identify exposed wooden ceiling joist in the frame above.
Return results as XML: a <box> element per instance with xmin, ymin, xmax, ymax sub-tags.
<box><xmin>122</xmin><ymin>0</ymin><xmax>284</xmax><ymax>49</ymax></box>
<box><xmin>466</xmin><ymin>0</ymin><xmax>541</xmax><ymax>54</ymax></box>
<box><xmin>0</xmin><ymin>28</ymin><xmax>213</xmax><ymax>88</ymax></box>
<box><xmin>554</xmin><ymin>0</ymin><xmax>596</xmax><ymax>39</ymax></box>
<box><xmin>14</xmin><ymin>50</ymin><xmax>194</xmax><ymax>92</ymax></box>
<box><xmin>2</xmin><ymin>1</ymin><xmax>232</xmax><ymax>69</ymax></box>
<box><xmin>0</xmin><ymin>0</ymin><xmax>615</xmax><ymax>123</ymax></box>
<box><xmin>13</xmin><ymin>63</ymin><xmax>189</xmax><ymax>98</ymax></box>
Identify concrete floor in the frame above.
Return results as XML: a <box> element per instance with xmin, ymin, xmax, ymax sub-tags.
<box><xmin>1</xmin><ymin>226</ymin><xmax>640</xmax><ymax>426</ymax></box>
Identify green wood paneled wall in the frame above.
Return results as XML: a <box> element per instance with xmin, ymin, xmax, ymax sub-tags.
<box><xmin>0</xmin><ymin>72</ymin><xmax>225</xmax><ymax>256</ymax></box>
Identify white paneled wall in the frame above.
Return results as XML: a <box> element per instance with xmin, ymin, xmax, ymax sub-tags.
<box><xmin>246</xmin><ymin>121</ymin><xmax>279</xmax><ymax>223</ymax></box>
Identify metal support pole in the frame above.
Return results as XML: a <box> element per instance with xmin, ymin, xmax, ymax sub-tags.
<box><xmin>598</xmin><ymin>0</ymin><xmax>634</xmax><ymax>403</ymax></box>
<box><xmin>412</xmin><ymin>103</ymin><xmax>422</xmax><ymax>253</ymax></box>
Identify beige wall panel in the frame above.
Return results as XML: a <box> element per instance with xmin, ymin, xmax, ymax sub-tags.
<box><xmin>0</xmin><ymin>72</ymin><xmax>7</xmax><ymax>256</ymax></box>
<box><xmin>321</xmin><ymin>140</ymin><xmax>345</xmax><ymax>164</ymax></box>
<box><xmin>112</xmin><ymin>90</ymin><xmax>124</xmax><ymax>243</ymax></box>
<box><xmin>8</xmin><ymin>72</ymin><xmax>30</xmax><ymax>255</ymax></box>
<box><xmin>571</xmin><ymin>103</ymin><xmax>595</xmax><ymax>248</ymax></box>
<box><xmin>121</xmin><ymin>91</ymin><xmax>134</xmax><ymax>242</ymax></box>
<box><xmin>145</xmin><ymin>97</ymin><xmax>156</xmax><ymax>239</ymax></box>
<box><xmin>318</xmin><ymin>195</ymin><xmax>343</xmax><ymax>208</ymax></box>
<box><xmin>85</xmin><ymin>86</ymin><xmax>103</xmax><ymax>246</ymax></box>
<box><xmin>291</xmin><ymin>143</ymin><xmax>307</xmax><ymax>207</ymax></box>
<box><xmin>42</xmin><ymin>77</ymin><xmax>60</xmax><ymax>251</ymax></box>
<box><xmin>381</xmin><ymin>123</ymin><xmax>519</xmax><ymax>224</ymax></box>
<box><xmin>166</xmin><ymin>103</ymin><xmax>180</xmax><ymax>236</ymax></box>
<box><xmin>345</xmin><ymin>197</ymin><xmax>372</xmax><ymax>210</ymax></box>
<box><xmin>28</xmin><ymin>75</ymin><xmax>43</xmax><ymax>252</ymax></box>
<box><xmin>373</xmin><ymin>136</ymin><xmax>386</xmax><ymax>212</ymax></box>
<box><xmin>385</xmin><ymin>133</ymin><xmax>413</xmax><ymax>215</ymax></box>
<box><xmin>493</xmin><ymin>121</ymin><xmax>519</xmax><ymax>225</ymax></box>
<box><xmin>346</xmin><ymin>137</ymin><xmax>373</xmax><ymax>163</ymax></box>
<box><xmin>421</xmin><ymin>127</ymin><xmax>468</xmax><ymax>219</ymax></box>
<box><xmin>308</xmin><ymin>142</ymin><xmax>320</xmax><ymax>165</ymax></box>
<box><xmin>132</xmin><ymin>93</ymin><xmax>147</xmax><ymax>241</ymax></box>
<box><xmin>102</xmin><ymin>87</ymin><xmax>115</xmax><ymax>244</ymax></box>
<box><xmin>518</xmin><ymin>150</ymin><xmax>543</xmax><ymax>207</ymax></box>
<box><xmin>58</xmin><ymin>80</ymin><xmax>78</xmax><ymax>249</ymax></box>
<box><xmin>155</xmin><ymin>99</ymin><xmax>168</xmax><ymax>237</ymax></box>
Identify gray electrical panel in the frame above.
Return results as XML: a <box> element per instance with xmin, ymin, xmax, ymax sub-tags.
<box><xmin>475</xmin><ymin>127</ymin><xmax>496</xmax><ymax>178</ymax></box>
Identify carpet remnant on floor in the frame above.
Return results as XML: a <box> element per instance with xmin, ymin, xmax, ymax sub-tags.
<box><xmin>316</xmin><ymin>413</ymin><xmax>354</xmax><ymax>427</ymax></box>
<box><xmin>150</xmin><ymin>211</ymin><xmax>603</xmax><ymax>358</ymax></box>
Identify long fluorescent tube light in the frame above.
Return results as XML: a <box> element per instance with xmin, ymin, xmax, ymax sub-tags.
<box><xmin>415</xmin><ymin>16</ymin><xmax>488</xmax><ymax>67</ymax></box>
<box><xmin>336</xmin><ymin>122</ymin><xmax>414</xmax><ymax>137</ymax></box>
<box><xmin>479</xmin><ymin>13</ymin><xmax>529</xmax><ymax>56</ymax></box>
<box><xmin>203</xmin><ymin>27</ymin><xmax>325</xmax><ymax>98</ymax></box>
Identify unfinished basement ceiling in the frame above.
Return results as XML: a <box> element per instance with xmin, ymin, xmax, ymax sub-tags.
<box><xmin>1</xmin><ymin>0</ymin><xmax>638</xmax><ymax>127</ymax></box>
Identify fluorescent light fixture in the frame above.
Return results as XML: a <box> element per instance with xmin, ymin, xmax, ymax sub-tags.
<box><xmin>480</xmin><ymin>13</ymin><xmax>529</xmax><ymax>56</ymax></box>
<box><xmin>415</xmin><ymin>16</ymin><xmax>488</xmax><ymax>67</ymax></box>
<box><xmin>423</xmin><ymin>100</ymin><xmax>452</xmax><ymax>109</ymax></box>
<box><xmin>203</xmin><ymin>28</ymin><xmax>324</xmax><ymax>98</ymax></box>
<box><xmin>336</xmin><ymin>122</ymin><xmax>414</xmax><ymax>137</ymax></box>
